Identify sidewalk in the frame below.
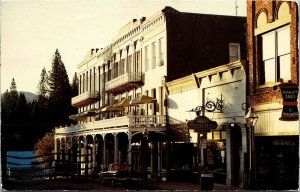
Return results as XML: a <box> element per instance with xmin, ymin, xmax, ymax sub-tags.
<box><xmin>153</xmin><ymin>181</ymin><xmax>243</xmax><ymax>191</ymax></box>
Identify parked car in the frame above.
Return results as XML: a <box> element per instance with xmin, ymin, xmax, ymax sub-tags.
<box><xmin>99</xmin><ymin>164</ymin><xmax>143</xmax><ymax>187</ymax></box>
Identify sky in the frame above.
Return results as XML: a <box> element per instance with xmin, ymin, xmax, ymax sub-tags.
<box><xmin>1</xmin><ymin>0</ymin><xmax>246</xmax><ymax>94</ymax></box>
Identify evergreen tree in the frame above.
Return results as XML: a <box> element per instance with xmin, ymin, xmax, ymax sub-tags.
<box><xmin>15</xmin><ymin>93</ymin><xmax>29</xmax><ymax>123</ymax></box>
<box><xmin>48</xmin><ymin>49</ymin><xmax>72</xmax><ymax>124</ymax></box>
<box><xmin>2</xmin><ymin>79</ymin><xmax>19</xmax><ymax>123</ymax></box>
<box><xmin>1</xmin><ymin>89</ymin><xmax>11</xmax><ymax>122</ymax></box>
<box><xmin>37</xmin><ymin>68</ymin><xmax>50</xmax><ymax>108</ymax></box>
<box><xmin>71</xmin><ymin>72</ymin><xmax>79</xmax><ymax>97</ymax></box>
<box><xmin>35</xmin><ymin>68</ymin><xmax>50</xmax><ymax>123</ymax></box>
<box><xmin>71</xmin><ymin>72</ymin><xmax>79</xmax><ymax>114</ymax></box>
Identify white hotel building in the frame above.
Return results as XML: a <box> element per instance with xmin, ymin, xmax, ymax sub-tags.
<box><xmin>54</xmin><ymin>6</ymin><xmax>246</xmax><ymax>184</ymax></box>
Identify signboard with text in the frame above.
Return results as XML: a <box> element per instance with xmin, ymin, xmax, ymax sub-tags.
<box><xmin>187</xmin><ymin>115</ymin><xmax>218</xmax><ymax>133</ymax></box>
<box><xmin>279</xmin><ymin>82</ymin><xmax>299</xmax><ymax>121</ymax></box>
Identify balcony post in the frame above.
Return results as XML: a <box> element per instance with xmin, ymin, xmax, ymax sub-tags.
<box><xmin>54</xmin><ymin>136</ymin><xmax>57</xmax><ymax>161</ymax></box>
<box><xmin>84</xmin><ymin>136</ymin><xmax>88</xmax><ymax>176</ymax></box>
<box><xmin>127</xmin><ymin>132</ymin><xmax>132</xmax><ymax>170</ymax></box>
<box><xmin>114</xmin><ymin>133</ymin><xmax>119</xmax><ymax>164</ymax></box>
<box><xmin>102</xmin><ymin>134</ymin><xmax>106</xmax><ymax>168</ymax></box>
<box><xmin>77</xmin><ymin>137</ymin><xmax>81</xmax><ymax>176</ymax></box>
<box><xmin>92</xmin><ymin>135</ymin><xmax>96</xmax><ymax>176</ymax></box>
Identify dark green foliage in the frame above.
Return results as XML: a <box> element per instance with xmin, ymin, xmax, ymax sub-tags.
<box><xmin>48</xmin><ymin>49</ymin><xmax>72</xmax><ymax>124</ymax></box>
<box><xmin>71</xmin><ymin>72</ymin><xmax>79</xmax><ymax>114</ymax></box>
<box><xmin>15</xmin><ymin>93</ymin><xmax>29</xmax><ymax>123</ymax></box>
<box><xmin>1</xmin><ymin>50</ymin><xmax>74</xmax><ymax>151</ymax></box>
<box><xmin>37</xmin><ymin>67</ymin><xmax>49</xmax><ymax>109</ymax></box>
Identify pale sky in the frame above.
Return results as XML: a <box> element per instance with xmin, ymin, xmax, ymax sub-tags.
<box><xmin>1</xmin><ymin>0</ymin><xmax>246</xmax><ymax>94</ymax></box>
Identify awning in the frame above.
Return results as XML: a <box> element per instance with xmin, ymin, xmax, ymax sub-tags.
<box><xmin>115</xmin><ymin>98</ymin><xmax>133</xmax><ymax>107</ymax></box>
<box><xmin>83</xmin><ymin>108</ymin><xmax>98</xmax><ymax>116</ymax></box>
<box><xmin>69</xmin><ymin>113</ymin><xmax>87</xmax><ymax>121</ymax></box>
<box><xmin>100</xmin><ymin>105</ymin><xmax>125</xmax><ymax>113</ymax></box>
<box><xmin>69</xmin><ymin>108</ymin><xmax>98</xmax><ymax>121</ymax></box>
<box><xmin>130</xmin><ymin>95</ymin><xmax>157</xmax><ymax>105</ymax></box>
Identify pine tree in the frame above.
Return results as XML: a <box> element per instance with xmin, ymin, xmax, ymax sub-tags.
<box><xmin>1</xmin><ymin>89</ymin><xmax>11</xmax><ymax>122</ymax></box>
<box><xmin>37</xmin><ymin>68</ymin><xmax>50</xmax><ymax>107</ymax></box>
<box><xmin>48</xmin><ymin>49</ymin><xmax>72</xmax><ymax>124</ymax></box>
<box><xmin>15</xmin><ymin>93</ymin><xmax>29</xmax><ymax>123</ymax></box>
<box><xmin>70</xmin><ymin>72</ymin><xmax>79</xmax><ymax>114</ymax></box>
<box><xmin>2</xmin><ymin>79</ymin><xmax>19</xmax><ymax>123</ymax></box>
<box><xmin>71</xmin><ymin>72</ymin><xmax>79</xmax><ymax>97</ymax></box>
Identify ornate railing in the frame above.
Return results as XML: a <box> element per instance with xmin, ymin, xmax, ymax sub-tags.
<box><xmin>105</xmin><ymin>72</ymin><xmax>144</xmax><ymax>92</ymax></box>
<box><xmin>55</xmin><ymin>115</ymin><xmax>166</xmax><ymax>134</ymax></box>
<box><xmin>129</xmin><ymin>115</ymin><xmax>166</xmax><ymax>127</ymax></box>
<box><xmin>71</xmin><ymin>91</ymin><xmax>99</xmax><ymax>107</ymax></box>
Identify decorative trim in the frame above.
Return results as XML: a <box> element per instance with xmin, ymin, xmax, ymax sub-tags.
<box><xmin>255</xmin><ymin>131</ymin><xmax>299</xmax><ymax>136</ymax></box>
<box><xmin>254</xmin><ymin>15</ymin><xmax>291</xmax><ymax>36</ymax></box>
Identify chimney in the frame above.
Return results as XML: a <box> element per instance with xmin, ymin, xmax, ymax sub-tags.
<box><xmin>140</xmin><ymin>17</ymin><xmax>146</xmax><ymax>23</ymax></box>
<box><xmin>91</xmin><ymin>49</ymin><xmax>95</xmax><ymax>55</ymax></box>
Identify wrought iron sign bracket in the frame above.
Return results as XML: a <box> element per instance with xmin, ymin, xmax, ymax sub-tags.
<box><xmin>188</xmin><ymin>97</ymin><xmax>224</xmax><ymax>115</ymax></box>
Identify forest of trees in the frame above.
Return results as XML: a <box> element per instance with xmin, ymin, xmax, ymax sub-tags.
<box><xmin>1</xmin><ymin>49</ymin><xmax>78</xmax><ymax>151</ymax></box>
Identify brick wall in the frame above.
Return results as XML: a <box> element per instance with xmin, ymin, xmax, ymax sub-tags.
<box><xmin>246</xmin><ymin>1</ymin><xmax>299</xmax><ymax>106</ymax></box>
<box><xmin>163</xmin><ymin>7</ymin><xmax>246</xmax><ymax>82</ymax></box>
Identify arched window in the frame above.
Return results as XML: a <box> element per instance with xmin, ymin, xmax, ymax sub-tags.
<box><xmin>256</xmin><ymin>11</ymin><xmax>267</xmax><ymax>28</ymax></box>
<box><xmin>277</xmin><ymin>2</ymin><xmax>290</xmax><ymax>20</ymax></box>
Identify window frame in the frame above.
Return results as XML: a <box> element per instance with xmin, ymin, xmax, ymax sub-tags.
<box><xmin>259</xmin><ymin>25</ymin><xmax>291</xmax><ymax>85</ymax></box>
<box><xmin>229</xmin><ymin>43</ymin><xmax>241</xmax><ymax>63</ymax></box>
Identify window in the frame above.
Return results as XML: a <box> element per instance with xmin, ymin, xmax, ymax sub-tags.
<box><xmin>229</xmin><ymin>43</ymin><xmax>240</xmax><ymax>62</ymax></box>
<box><xmin>136</xmin><ymin>51</ymin><xmax>140</xmax><ymax>72</ymax></box>
<box><xmin>158</xmin><ymin>38</ymin><xmax>164</xmax><ymax>66</ymax></box>
<box><xmin>127</xmin><ymin>55</ymin><xmax>132</xmax><ymax>73</ymax></box>
<box><xmin>152</xmin><ymin>42</ymin><xmax>156</xmax><ymax>69</ymax></box>
<box><xmin>261</xmin><ymin>25</ymin><xmax>291</xmax><ymax>84</ymax></box>
<box><xmin>121</xmin><ymin>59</ymin><xmax>125</xmax><ymax>75</ymax></box>
<box><xmin>145</xmin><ymin>46</ymin><xmax>149</xmax><ymax>72</ymax></box>
<box><xmin>114</xmin><ymin>62</ymin><xmax>118</xmax><ymax>78</ymax></box>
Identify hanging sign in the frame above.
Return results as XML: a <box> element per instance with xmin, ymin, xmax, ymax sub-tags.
<box><xmin>279</xmin><ymin>82</ymin><xmax>299</xmax><ymax>121</ymax></box>
<box><xmin>187</xmin><ymin>115</ymin><xmax>218</xmax><ymax>133</ymax></box>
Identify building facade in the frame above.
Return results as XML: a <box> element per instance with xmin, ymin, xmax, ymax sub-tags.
<box><xmin>54</xmin><ymin>6</ymin><xmax>246</xmax><ymax>181</ymax></box>
<box><xmin>246</xmin><ymin>0</ymin><xmax>299</xmax><ymax>189</ymax></box>
<box><xmin>166</xmin><ymin>61</ymin><xmax>247</xmax><ymax>186</ymax></box>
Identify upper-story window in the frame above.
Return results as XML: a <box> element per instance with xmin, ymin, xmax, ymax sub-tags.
<box><xmin>260</xmin><ymin>25</ymin><xmax>291</xmax><ymax>84</ymax></box>
<box><xmin>145</xmin><ymin>46</ymin><xmax>149</xmax><ymax>72</ymax></box>
<box><xmin>229</xmin><ymin>43</ymin><xmax>240</xmax><ymax>63</ymax></box>
<box><xmin>128</xmin><ymin>55</ymin><xmax>132</xmax><ymax>73</ymax></box>
<box><xmin>114</xmin><ymin>62</ymin><xmax>119</xmax><ymax>78</ymax></box>
<box><xmin>152</xmin><ymin>42</ymin><xmax>157</xmax><ymax>69</ymax></box>
<box><xmin>136</xmin><ymin>50</ymin><xmax>141</xmax><ymax>72</ymax></box>
<box><xmin>121</xmin><ymin>59</ymin><xmax>125</xmax><ymax>75</ymax></box>
<box><xmin>158</xmin><ymin>38</ymin><xmax>164</xmax><ymax>66</ymax></box>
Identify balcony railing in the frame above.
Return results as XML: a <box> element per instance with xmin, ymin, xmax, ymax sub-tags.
<box><xmin>71</xmin><ymin>91</ymin><xmax>99</xmax><ymax>107</ymax></box>
<box><xmin>55</xmin><ymin>115</ymin><xmax>166</xmax><ymax>135</ymax></box>
<box><xmin>105</xmin><ymin>72</ymin><xmax>144</xmax><ymax>95</ymax></box>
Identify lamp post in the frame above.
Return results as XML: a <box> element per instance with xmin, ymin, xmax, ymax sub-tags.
<box><xmin>244</xmin><ymin>107</ymin><xmax>258</xmax><ymax>189</ymax></box>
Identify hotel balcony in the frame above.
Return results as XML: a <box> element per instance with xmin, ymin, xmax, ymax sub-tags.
<box><xmin>105</xmin><ymin>72</ymin><xmax>144</xmax><ymax>95</ymax></box>
<box><xmin>71</xmin><ymin>91</ymin><xmax>99</xmax><ymax>108</ymax></box>
<box><xmin>55</xmin><ymin>115</ymin><xmax>166</xmax><ymax>135</ymax></box>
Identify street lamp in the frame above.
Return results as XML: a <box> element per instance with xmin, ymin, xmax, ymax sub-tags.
<box><xmin>244</xmin><ymin>107</ymin><xmax>258</xmax><ymax>189</ymax></box>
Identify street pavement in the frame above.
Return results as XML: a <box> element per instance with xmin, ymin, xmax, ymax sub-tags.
<box><xmin>2</xmin><ymin>177</ymin><xmax>243</xmax><ymax>191</ymax></box>
<box><xmin>153</xmin><ymin>181</ymin><xmax>243</xmax><ymax>191</ymax></box>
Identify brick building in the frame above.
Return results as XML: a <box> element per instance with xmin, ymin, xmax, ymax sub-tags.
<box><xmin>246</xmin><ymin>1</ymin><xmax>299</xmax><ymax>190</ymax></box>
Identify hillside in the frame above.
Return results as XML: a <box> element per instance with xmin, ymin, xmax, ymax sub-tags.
<box><xmin>1</xmin><ymin>91</ymin><xmax>37</xmax><ymax>103</ymax></box>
